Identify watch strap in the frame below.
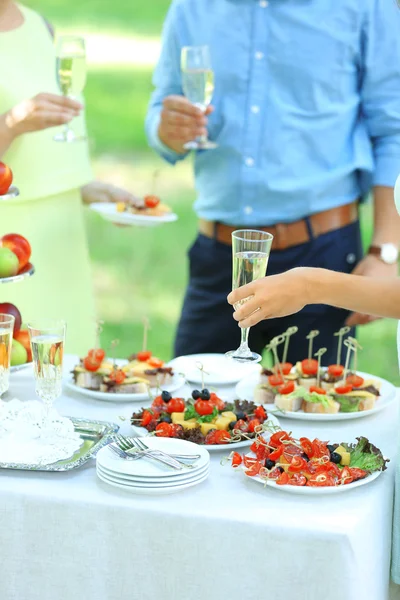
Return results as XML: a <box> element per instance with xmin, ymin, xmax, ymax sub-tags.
<box><xmin>368</xmin><ymin>245</ymin><xmax>381</xmax><ymax>257</ymax></box>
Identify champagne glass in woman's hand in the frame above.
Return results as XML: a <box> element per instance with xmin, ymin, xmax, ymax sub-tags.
<box><xmin>54</xmin><ymin>36</ymin><xmax>87</xmax><ymax>142</ymax></box>
<box><xmin>226</xmin><ymin>230</ymin><xmax>273</xmax><ymax>363</ymax></box>
<box><xmin>181</xmin><ymin>45</ymin><xmax>217</xmax><ymax>150</ymax></box>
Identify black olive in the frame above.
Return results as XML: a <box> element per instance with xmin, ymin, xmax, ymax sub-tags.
<box><xmin>277</xmin><ymin>466</ymin><xmax>284</xmax><ymax>473</ymax></box>
<box><xmin>330</xmin><ymin>452</ymin><xmax>341</xmax><ymax>464</ymax></box>
<box><xmin>201</xmin><ymin>388</ymin><xmax>211</xmax><ymax>400</ymax></box>
<box><xmin>228</xmin><ymin>421</ymin><xmax>237</xmax><ymax>430</ymax></box>
<box><xmin>160</xmin><ymin>415</ymin><xmax>172</xmax><ymax>424</ymax></box>
<box><xmin>191</xmin><ymin>389</ymin><xmax>201</xmax><ymax>400</ymax></box>
<box><xmin>265</xmin><ymin>459</ymin><xmax>276</xmax><ymax>469</ymax></box>
<box><xmin>327</xmin><ymin>444</ymin><xmax>337</xmax><ymax>453</ymax></box>
<box><xmin>235</xmin><ymin>411</ymin><xmax>246</xmax><ymax>421</ymax></box>
<box><xmin>161</xmin><ymin>391</ymin><xmax>172</xmax><ymax>402</ymax></box>
<box><xmin>301</xmin><ymin>452</ymin><xmax>310</xmax><ymax>462</ymax></box>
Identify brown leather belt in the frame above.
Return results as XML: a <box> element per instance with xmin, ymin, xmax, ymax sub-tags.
<box><xmin>198</xmin><ymin>202</ymin><xmax>359</xmax><ymax>251</ymax></box>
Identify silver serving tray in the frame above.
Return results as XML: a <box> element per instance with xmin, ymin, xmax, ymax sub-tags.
<box><xmin>0</xmin><ymin>417</ymin><xmax>119</xmax><ymax>472</ymax></box>
<box><xmin>0</xmin><ymin>262</ymin><xmax>35</xmax><ymax>284</ymax></box>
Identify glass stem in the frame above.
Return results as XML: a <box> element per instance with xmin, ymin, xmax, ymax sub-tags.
<box><xmin>238</xmin><ymin>327</ymin><xmax>250</xmax><ymax>352</ymax></box>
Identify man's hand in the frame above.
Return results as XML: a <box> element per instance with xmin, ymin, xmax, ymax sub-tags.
<box><xmin>158</xmin><ymin>95</ymin><xmax>213</xmax><ymax>154</ymax></box>
<box><xmin>345</xmin><ymin>254</ymin><xmax>398</xmax><ymax>326</ymax></box>
<box><xmin>4</xmin><ymin>93</ymin><xmax>82</xmax><ymax>137</ymax></box>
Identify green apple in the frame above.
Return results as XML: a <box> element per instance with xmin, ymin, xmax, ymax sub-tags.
<box><xmin>11</xmin><ymin>339</ymin><xmax>28</xmax><ymax>366</ymax></box>
<box><xmin>0</xmin><ymin>247</ymin><xmax>19</xmax><ymax>278</ymax></box>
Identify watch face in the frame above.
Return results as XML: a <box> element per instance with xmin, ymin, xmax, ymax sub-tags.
<box><xmin>381</xmin><ymin>244</ymin><xmax>399</xmax><ymax>264</ymax></box>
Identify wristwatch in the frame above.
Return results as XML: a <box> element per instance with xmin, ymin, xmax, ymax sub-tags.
<box><xmin>368</xmin><ymin>243</ymin><xmax>399</xmax><ymax>265</ymax></box>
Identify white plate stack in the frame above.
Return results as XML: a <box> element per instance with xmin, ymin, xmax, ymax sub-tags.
<box><xmin>96</xmin><ymin>437</ymin><xmax>210</xmax><ymax>495</ymax></box>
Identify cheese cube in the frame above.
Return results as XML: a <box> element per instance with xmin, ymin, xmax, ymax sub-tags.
<box><xmin>171</xmin><ymin>412</ymin><xmax>186</xmax><ymax>424</ymax></box>
<box><xmin>221</xmin><ymin>411</ymin><xmax>237</xmax><ymax>421</ymax></box>
<box><xmin>214</xmin><ymin>417</ymin><xmax>232</xmax><ymax>431</ymax></box>
<box><xmin>200</xmin><ymin>423</ymin><xmax>217</xmax><ymax>436</ymax></box>
<box><xmin>181</xmin><ymin>420</ymin><xmax>199</xmax><ymax>431</ymax></box>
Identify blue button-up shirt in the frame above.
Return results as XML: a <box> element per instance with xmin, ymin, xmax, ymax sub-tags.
<box><xmin>145</xmin><ymin>0</ymin><xmax>400</xmax><ymax>226</ymax></box>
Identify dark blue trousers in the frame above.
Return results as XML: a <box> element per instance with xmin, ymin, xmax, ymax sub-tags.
<box><xmin>174</xmin><ymin>220</ymin><xmax>362</xmax><ymax>365</ymax></box>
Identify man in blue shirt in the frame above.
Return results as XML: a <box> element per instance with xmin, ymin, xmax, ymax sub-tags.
<box><xmin>146</xmin><ymin>0</ymin><xmax>400</xmax><ymax>364</ymax></box>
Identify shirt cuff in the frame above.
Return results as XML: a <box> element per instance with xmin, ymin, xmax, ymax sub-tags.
<box><xmin>148</xmin><ymin>112</ymin><xmax>187</xmax><ymax>165</ymax></box>
<box><xmin>373</xmin><ymin>150</ymin><xmax>400</xmax><ymax>188</ymax></box>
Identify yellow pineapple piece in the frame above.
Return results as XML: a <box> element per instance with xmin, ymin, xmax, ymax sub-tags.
<box><xmin>200</xmin><ymin>423</ymin><xmax>217</xmax><ymax>436</ymax></box>
<box><xmin>116</xmin><ymin>202</ymin><xmax>126</xmax><ymax>213</ymax></box>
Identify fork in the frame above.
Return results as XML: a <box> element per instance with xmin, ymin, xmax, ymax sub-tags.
<box><xmin>115</xmin><ymin>435</ymin><xmax>196</xmax><ymax>469</ymax></box>
<box><xmin>120</xmin><ymin>436</ymin><xmax>201</xmax><ymax>462</ymax></box>
<box><xmin>108</xmin><ymin>443</ymin><xmax>182</xmax><ymax>470</ymax></box>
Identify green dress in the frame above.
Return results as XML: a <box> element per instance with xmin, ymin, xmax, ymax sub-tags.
<box><xmin>0</xmin><ymin>4</ymin><xmax>97</xmax><ymax>355</ymax></box>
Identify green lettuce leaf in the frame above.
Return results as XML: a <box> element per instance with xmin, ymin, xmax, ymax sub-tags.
<box><xmin>288</xmin><ymin>386</ymin><xmax>331</xmax><ymax>408</ymax></box>
<box><xmin>184</xmin><ymin>405</ymin><xmax>218</xmax><ymax>423</ymax></box>
<box><xmin>334</xmin><ymin>395</ymin><xmax>361</xmax><ymax>413</ymax></box>
<box><xmin>342</xmin><ymin>437</ymin><xmax>389</xmax><ymax>472</ymax></box>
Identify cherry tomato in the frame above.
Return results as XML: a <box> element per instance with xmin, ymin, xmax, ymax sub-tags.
<box><xmin>83</xmin><ymin>356</ymin><xmax>101</xmax><ymax>372</ymax></box>
<box><xmin>209</xmin><ymin>392</ymin><xmax>225</xmax><ymax>411</ymax></box>
<box><xmin>148</xmin><ymin>357</ymin><xmax>164</xmax><ymax>368</ymax></box>
<box><xmin>270</xmin><ymin>431</ymin><xmax>291</xmax><ymax>448</ymax></box>
<box><xmin>349</xmin><ymin>467</ymin><xmax>367</xmax><ymax>481</ymax></box>
<box><xmin>233</xmin><ymin>419</ymin><xmax>248</xmax><ymax>433</ymax></box>
<box><xmin>300</xmin><ymin>437</ymin><xmax>315</xmax><ymax>458</ymax></box>
<box><xmin>248</xmin><ymin>418</ymin><xmax>261</xmax><ymax>433</ymax></box>
<box><xmin>0</xmin><ymin>233</ymin><xmax>31</xmax><ymax>269</ymax></box>
<box><xmin>205</xmin><ymin>430</ymin><xmax>218</xmax><ymax>445</ymax></box>
<box><xmin>276</xmin><ymin>362</ymin><xmax>293</xmax><ymax>375</ymax></box>
<box><xmin>269</xmin><ymin>445</ymin><xmax>284</xmax><ymax>461</ymax></box>
<box><xmin>167</xmin><ymin>398</ymin><xmax>185</xmax><ymax>413</ymax></box>
<box><xmin>276</xmin><ymin>471</ymin><xmax>290</xmax><ymax>485</ymax></box>
<box><xmin>288</xmin><ymin>473</ymin><xmax>307</xmax><ymax>486</ymax></box>
<box><xmin>137</xmin><ymin>350</ymin><xmax>152</xmax><ymax>362</ymax></box>
<box><xmin>169</xmin><ymin>424</ymin><xmax>183</xmax><ymax>438</ymax></box>
<box><xmin>327</xmin><ymin>364</ymin><xmax>344</xmax><ymax>377</ymax></box>
<box><xmin>155</xmin><ymin>422</ymin><xmax>172</xmax><ymax>437</ymax></box>
<box><xmin>288</xmin><ymin>455</ymin><xmax>308</xmax><ymax>473</ymax></box>
<box><xmin>254</xmin><ymin>405</ymin><xmax>267</xmax><ymax>421</ymax></box>
<box><xmin>301</xmin><ymin>358</ymin><xmax>318</xmax><ymax>376</ymax></box>
<box><xmin>144</xmin><ymin>194</ymin><xmax>160</xmax><ymax>208</ymax></box>
<box><xmin>341</xmin><ymin>467</ymin><xmax>354</xmax><ymax>485</ymax></box>
<box><xmin>194</xmin><ymin>399</ymin><xmax>214</xmax><ymax>416</ymax></box>
<box><xmin>309</xmin><ymin>386</ymin><xmax>327</xmax><ymax>395</ymax></box>
<box><xmin>346</xmin><ymin>374</ymin><xmax>364</xmax><ymax>388</ymax></box>
<box><xmin>245</xmin><ymin>461</ymin><xmax>262</xmax><ymax>477</ymax></box>
<box><xmin>109</xmin><ymin>369</ymin><xmax>126</xmax><ymax>385</ymax></box>
<box><xmin>277</xmin><ymin>381</ymin><xmax>295</xmax><ymax>395</ymax></box>
<box><xmin>268</xmin><ymin>374</ymin><xmax>284</xmax><ymax>387</ymax></box>
<box><xmin>335</xmin><ymin>384</ymin><xmax>353</xmax><ymax>395</ymax></box>
<box><xmin>214</xmin><ymin>430</ymin><xmax>231</xmax><ymax>444</ymax></box>
<box><xmin>307</xmin><ymin>473</ymin><xmax>335</xmax><ymax>487</ymax></box>
<box><xmin>0</xmin><ymin>162</ymin><xmax>13</xmax><ymax>195</ymax></box>
<box><xmin>325</xmin><ymin>462</ymin><xmax>341</xmax><ymax>480</ymax></box>
<box><xmin>231</xmin><ymin>452</ymin><xmax>243</xmax><ymax>468</ymax></box>
<box><xmin>311</xmin><ymin>439</ymin><xmax>330</xmax><ymax>460</ymax></box>
<box><xmin>251</xmin><ymin>439</ymin><xmax>269</xmax><ymax>461</ymax></box>
<box><xmin>151</xmin><ymin>396</ymin><xmax>168</xmax><ymax>413</ymax></box>
<box><xmin>140</xmin><ymin>409</ymin><xmax>154</xmax><ymax>427</ymax></box>
<box><xmin>243</xmin><ymin>456</ymin><xmax>258</xmax><ymax>468</ymax></box>
<box><xmin>88</xmin><ymin>348</ymin><xmax>106</xmax><ymax>363</ymax></box>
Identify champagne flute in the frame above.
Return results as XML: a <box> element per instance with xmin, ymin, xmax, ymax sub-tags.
<box><xmin>226</xmin><ymin>230</ymin><xmax>273</xmax><ymax>363</ymax></box>
<box><xmin>28</xmin><ymin>320</ymin><xmax>66</xmax><ymax>415</ymax></box>
<box><xmin>181</xmin><ymin>45</ymin><xmax>217</xmax><ymax>150</ymax></box>
<box><xmin>0</xmin><ymin>314</ymin><xmax>15</xmax><ymax>396</ymax></box>
<box><xmin>54</xmin><ymin>36</ymin><xmax>87</xmax><ymax>142</ymax></box>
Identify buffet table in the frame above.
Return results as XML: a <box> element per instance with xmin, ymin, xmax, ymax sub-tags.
<box><xmin>1</xmin><ymin>355</ymin><xmax>400</xmax><ymax>600</ymax></box>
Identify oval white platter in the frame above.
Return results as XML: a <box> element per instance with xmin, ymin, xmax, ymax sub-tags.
<box><xmin>168</xmin><ymin>353</ymin><xmax>261</xmax><ymax>386</ymax></box>
<box><xmin>65</xmin><ymin>373</ymin><xmax>186</xmax><ymax>403</ymax></box>
<box><xmin>131</xmin><ymin>413</ymin><xmax>281</xmax><ymax>453</ymax></box>
<box><xmin>91</xmin><ymin>202</ymin><xmax>178</xmax><ymax>227</ymax></box>
<box><xmin>235</xmin><ymin>370</ymin><xmax>397</xmax><ymax>421</ymax></box>
<box><xmin>245</xmin><ymin>467</ymin><xmax>382</xmax><ymax>495</ymax></box>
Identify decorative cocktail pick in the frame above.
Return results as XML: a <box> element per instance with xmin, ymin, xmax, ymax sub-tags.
<box><xmin>342</xmin><ymin>338</ymin><xmax>357</xmax><ymax>382</ymax></box>
<box><xmin>269</xmin><ymin>334</ymin><xmax>286</xmax><ymax>378</ymax></box>
<box><xmin>333</xmin><ymin>326</ymin><xmax>351</xmax><ymax>366</ymax></box>
<box><xmin>347</xmin><ymin>336</ymin><xmax>362</xmax><ymax>373</ymax></box>
<box><xmin>306</xmin><ymin>330</ymin><xmax>320</xmax><ymax>362</ymax></box>
<box><xmin>142</xmin><ymin>317</ymin><xmax>150</xmax><ymax>352</ymax></box>
<box><xmin>110</xmin><ymin>339</ymin><xmax>120</xmax><ymax>368</ymax></box>
<box><xmin>282</xmin><ymin>326</ymin><xmax>299</xmax><ymax>365</ymax></box>
<box><xmin>151</xmin><ymin>169</ymin><xmax>160</xmax><ymax>195</ymax></box>
<box><xmin>314</xmin><ymin>347</ymin><xmax>327</xmax><ymax>388</ymax></box>
<box><xmin>94</xmin><ymin>319</ymin><xmax>104</xmax><ymax>350</ymax></box>
<box><xmin>195</xmin><ymin>361</ymin><xmax>209</xmax><ymax>390</ymax></box>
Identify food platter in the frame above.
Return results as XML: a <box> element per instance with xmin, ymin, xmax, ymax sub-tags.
<box><xmin>0</xmin><ymin>262</ymin><xmax>35</xmax><ymax>284</ymax></box>
<box><xmin>168</xmin><ymin>353</ymin><xmax>261</xmax><ymax>386</ymax></box>
<box><xmin>91</xmin><ymin>202</ymin><xmax>178</xmax><ymax>227</ymax></box>
<box><xmin>235</xmin><ymin>370</ymin><xmax>397</xmax><ymax>421</ymax></box>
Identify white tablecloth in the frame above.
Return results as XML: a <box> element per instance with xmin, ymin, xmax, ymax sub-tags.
<box><xmin>1</xmin><ymin>355</ymin><xmax>400</xmax><ymax>600</ymax></box>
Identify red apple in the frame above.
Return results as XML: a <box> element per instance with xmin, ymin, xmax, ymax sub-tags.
<box><xmin>14</xmin><ymin>328</ymin><xmax>32</xmax><ymax>362</ymax></box>
<box><xmin>0</xmin><ymin>162</ymin><xmax>13</xmax><ymax>195</ymax></box>
<box><xmin>0</xmin><ymin>302</ymin><xmax>22</xmax><ymax>334</ymax></box>
<box><xmin>0</xmin><ymin>233</ymin><xmax>31</xmax><ymax>270</ymax></box>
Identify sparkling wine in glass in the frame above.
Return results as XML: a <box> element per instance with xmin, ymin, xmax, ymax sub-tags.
<box><xmin>54</xmin><ymin>36</ymin><xmax>86</xmax><ymax>142</ymax></box>
<box><xmin>181</xmin><ymin>45</ymin><xmax>217</xmax><ymax>150</ymax></box>
<box><xmin>0</xmin><ymin>314</ymin><xmax>15</xmax><ymax>396</ymax></box>
<box><xmin>28</xmin><ymin>320</ymin><xmax>66</xmax><ymax>413</ymax></box>
<box><xmin>226</xmin><ymin>230</ymin><xmax>273</xmax><ymax>363</ymax></box>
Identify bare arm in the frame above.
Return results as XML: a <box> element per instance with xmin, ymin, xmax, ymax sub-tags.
<box><xmin>227</xmin><ymin>267</ymin><xmax>400</xmax><ymax>329</ymax></box>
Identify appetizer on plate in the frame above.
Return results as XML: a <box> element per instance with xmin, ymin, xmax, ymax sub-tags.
<box><xmin>231</xmin><ymin>432</ymin><xmax>388</xmax><ymax>488</ymax></box>
<box><xmin>116</xmin><ymin>194</ymin><xmax>171</xmax><ymax>218</ymax></box>
<box><xmin>131</xmin><ymin>389</ymin><xmax>272</xmax><ymax>446</ymax></box>
<box><xmin>124</xmin><ymin>350</ymin><xmax>174</xmax><ymax>387</ymax></box>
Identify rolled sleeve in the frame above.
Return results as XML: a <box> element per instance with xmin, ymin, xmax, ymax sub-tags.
<box><xmin>145</xmin><ymin>0</ymin><xmax>188</xmax><ymax>166</ymax></box>
<box><xmin>361</xmin><ymin>0</ymin><xmax>400</xmax><ymax>187</ymax></box>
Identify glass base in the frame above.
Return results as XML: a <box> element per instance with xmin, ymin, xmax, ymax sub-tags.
<box><xmin>54</xmin><ymin>130</ymin><xmax>86</xmax><ymax>143</ymax></box>
<box><xmin>183</xmin><ymin>139</ymin><xmax>217</xmax><ymax>150</ymax></box>
<box><xmin>225</xmin><ymin>350</ymin><xmax>262</xmax><ymax>363</ymax></box>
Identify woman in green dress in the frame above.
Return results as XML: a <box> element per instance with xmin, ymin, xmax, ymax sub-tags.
<box><xmin>0</xmin><ymin>0</ymin><xmax>135</xmax><ymax>354</ymax></box>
